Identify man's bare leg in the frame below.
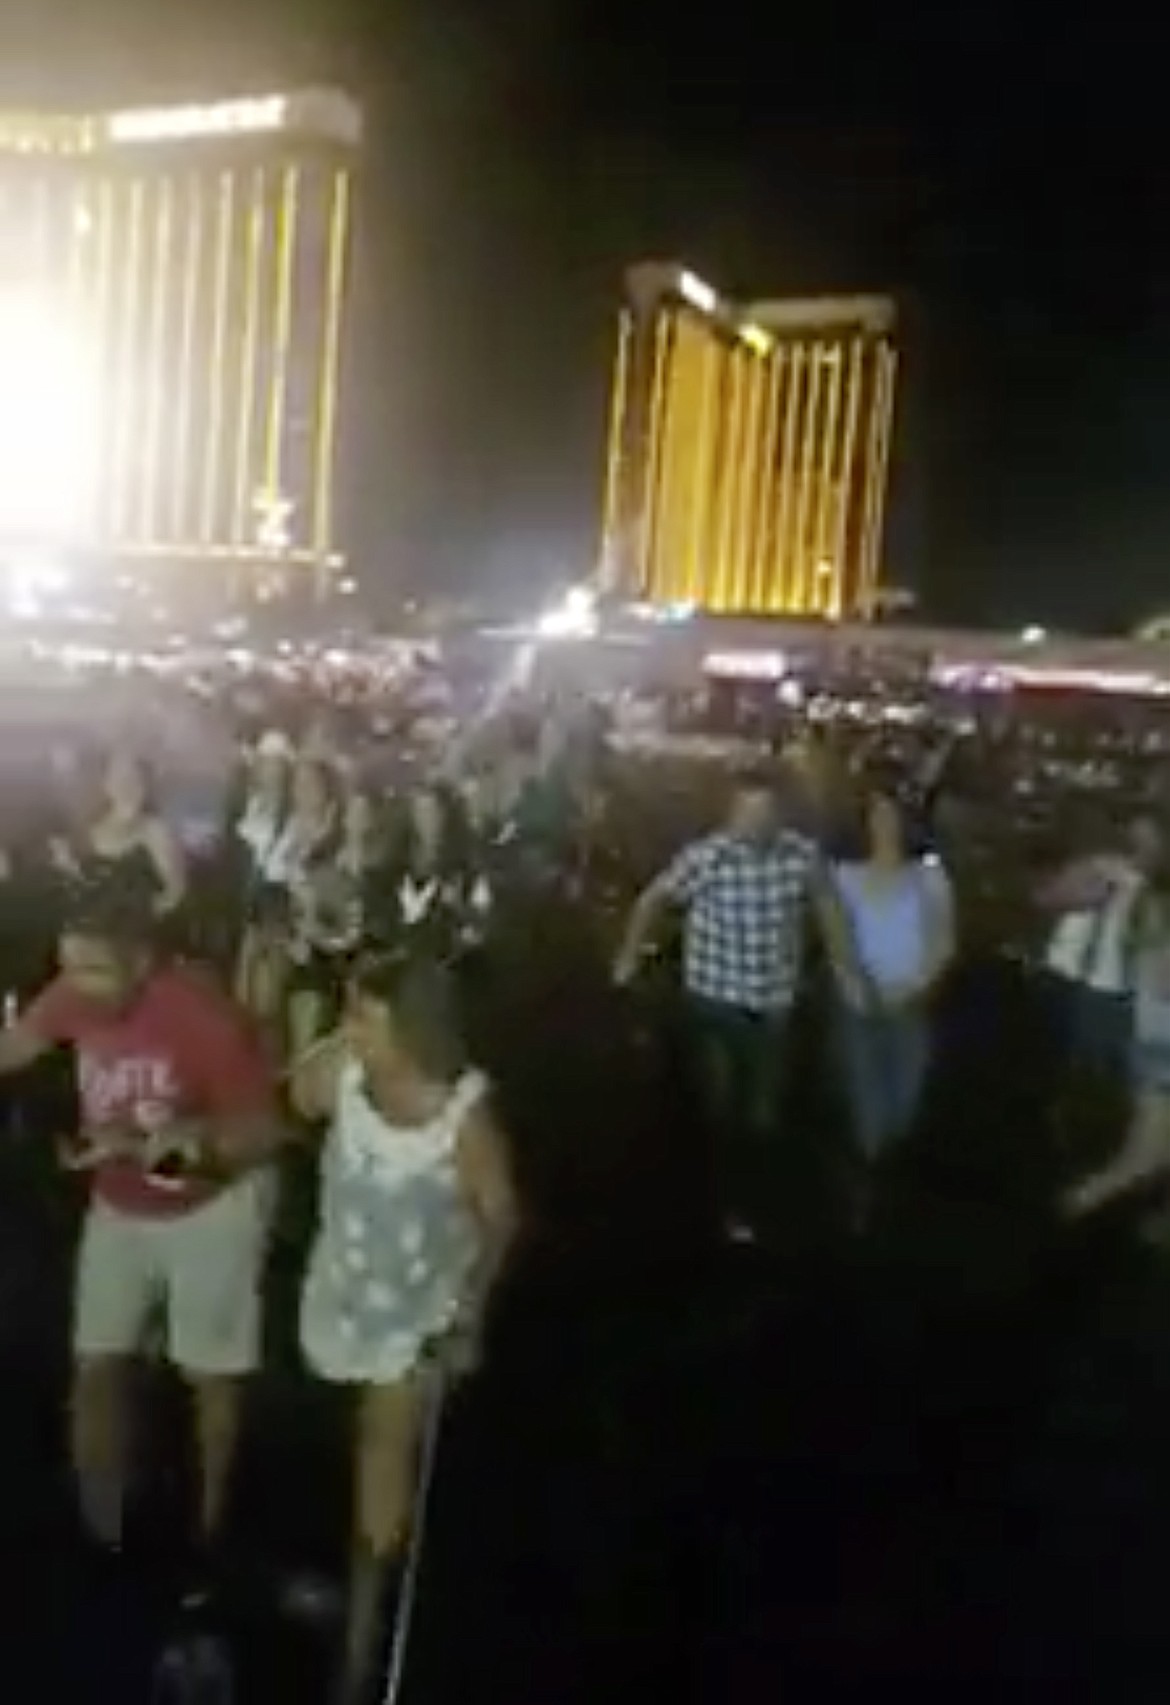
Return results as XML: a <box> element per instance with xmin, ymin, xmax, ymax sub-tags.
<box><xmin>71</xmin><ymin>1356</ymin><xmax>134</xmax><ymax>1549</ymax></box>
<box><xmin>188</xmin><ymin>1374</ymin><xmax>244</xmax><ymax>1551</ymax></box>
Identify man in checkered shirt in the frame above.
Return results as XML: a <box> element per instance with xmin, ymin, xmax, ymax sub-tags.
<box><xmin>615</xmin><ymin>768</ymin><xmax>858</xmax><ymax>1234</ymax></box>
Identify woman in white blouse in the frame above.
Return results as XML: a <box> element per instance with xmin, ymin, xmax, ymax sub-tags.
<box><xmin>235</xmin><ymin>754</ymin><xmax>342</xmax><ymax>1056</ymax></box>
<box><xmin>292</xmin><ymin>953</ymin><xmax>516</xmax><ymax>1702</ymax></box>
<box><xmin>832</xmin><ymin>784</ymin><xmax>955</xmax><ymax>1161</ymax></box>
<box><xmin>235</xmin><ymin>729</ymin><xmax>294</xmax><ymax>884</ymax></box>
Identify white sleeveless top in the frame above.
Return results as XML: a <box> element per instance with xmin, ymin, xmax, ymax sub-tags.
<box><xmin>300</xmin><ymin>1062</ymin><xmax>487</xmax><ymax>1385</ymax></box>
<box><xmin>237</xmin><ymin>796</ymin><xmax>286</xmax><ymax>879</ymax></box>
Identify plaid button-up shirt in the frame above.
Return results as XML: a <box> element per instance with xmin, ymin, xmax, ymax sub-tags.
<box><xmin>660</xmin><ymin>829</ymin><xmax>818</xmax><ymax>1013</ymax></box>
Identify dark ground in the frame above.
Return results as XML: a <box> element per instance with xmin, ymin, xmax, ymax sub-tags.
<box><xmin>2</xmin><ymin>915</ymin><xmax>1170</xmax><ymax>1702</ymax></box>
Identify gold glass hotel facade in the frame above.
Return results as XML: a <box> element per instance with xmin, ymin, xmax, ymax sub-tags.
<box><xmin>600</xmin><ymin>263</ymin><xmax>898</xmax><ymax>618</ymax></box>
<box><xmin>0</xmin><ymin>89</ymin><xmax>359</xmax><ymax>597</ymax></box>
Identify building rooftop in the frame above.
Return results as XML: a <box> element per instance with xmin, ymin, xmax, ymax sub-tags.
<box><xmin>0</xmin><ymin>88</ymin><xmax>361</xmax><ymax>155</ymax></box>
<box><xmin>626</xmin><ymin>263</ymin><xmax>895</xmax><ymax>352</ymax></box>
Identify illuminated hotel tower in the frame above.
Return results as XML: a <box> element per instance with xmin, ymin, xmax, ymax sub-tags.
<box><xmin>0</xmin><ymin>89</ymin><xmax>359</xmax><ymax>597</ymax></box>
<box><xmin>600</xmin><ymin>263</ymin><xmax>897</xmax><ymax>618</ymax></box>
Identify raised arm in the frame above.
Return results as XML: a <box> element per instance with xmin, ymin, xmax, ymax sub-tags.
<box><xmin>144</xmin><ymin>819</ymin><xmax>188</xmax><ymax>916</ymax></box>
<box><xmin>613</xmin><ymin>840</ymin><xmax>709</xmax><ymax>984</ymax></box>
<box><xmin>288</xmin><ymin>1029</ymin><xmax>347</xmax><ymax>1125</ymax></box>
<box><xmin>0</xmin><ymin>978</ymin><xmax>74</xmax><ymax>1077</ymax></box>
<box><xmin>0</xmin><ymin>1018</ymin><xmax>52</xmax><ymax>1077</ymax></box>
<box><xmin>1036</xmin><ymin>854</ymin><xmax>1117</xmax><ymax>915</ymax></box>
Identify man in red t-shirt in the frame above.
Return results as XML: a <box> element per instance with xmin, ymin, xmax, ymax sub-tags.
<box><xmin>0</xmin><ymin>893</ymin><xmax>283</xmax><ymax>1563</ymax></box>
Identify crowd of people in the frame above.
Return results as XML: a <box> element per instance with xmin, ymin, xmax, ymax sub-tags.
<box><xmin>0</xmin><ymin>638</ymin><xmax>1167</xmax><ymax>1699</ymax></box>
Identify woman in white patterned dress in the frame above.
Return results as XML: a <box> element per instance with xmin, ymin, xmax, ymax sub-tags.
<box><xmin>292</xmin><ymin>951</ymin><xmax>517</xmax><ymax>1704</ymax></box>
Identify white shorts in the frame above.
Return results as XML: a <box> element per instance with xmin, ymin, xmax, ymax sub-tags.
<box><xmin>73</xmin><ymin>1170</ymin><xmax>276</xmax><ymax>1376</ymax></box>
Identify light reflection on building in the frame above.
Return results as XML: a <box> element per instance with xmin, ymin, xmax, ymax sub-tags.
<box><xmin>600</xmin><ymin>263</ymin><xmax>898</xmax><ymax>619</ymax></box>
<box><xmin>0</xmin><ymin>89</ymin><xmax>359</xmax><ymax>598</ymax></box>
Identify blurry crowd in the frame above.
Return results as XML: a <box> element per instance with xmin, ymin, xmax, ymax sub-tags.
<box><xmin>1</xmin><ymin>637</ymin><xmax>1170</xmax><ymax>1697</ymax></box>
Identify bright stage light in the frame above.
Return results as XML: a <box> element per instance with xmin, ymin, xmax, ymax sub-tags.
<box><xmin>107</xmin><ymin>95</ymin><xmax>287</xmax><ymax>144</ymax></box>
<box><xmin>10</xmin><ymin>556</ymin><xmax>68</xmax><ymax>592</ymax></box>
<box><xmin>679</xmin><ymin>270</ymin><xmax>718</xmax><ymax>314</ymax></box>
<box><xmin>0</xmin><ymin>292</ymin><xmax>99</xmax><ymax>538</ymax></box>
<box><xmin>536</xmin><ymin>605</ymin><xmax>596</xmax><ymax>639</ymax></box>
<box><xmin>535</xmin><ymin>584</ymin><xmax>598</xmax><ymax>639</ymax></box>
<box><xmin>4</xmin><ymin>554</ymin><xmax>70</xmax><ymax>618</ymax></box>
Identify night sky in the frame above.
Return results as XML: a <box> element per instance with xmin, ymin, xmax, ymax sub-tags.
<box><xmin>6</xmin><ymin>0</ymin><xmax>1169</xmax><ymax>629</ymax></box>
